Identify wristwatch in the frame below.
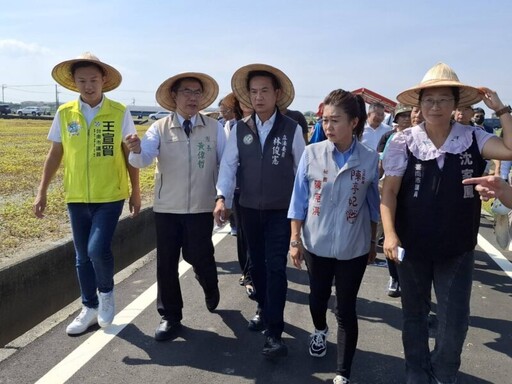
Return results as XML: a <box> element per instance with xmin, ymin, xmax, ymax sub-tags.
<box><xmin>215</xmin><ymin>195</ymin><xmax>225</xmax><ymax>202</ymax></box>
<box><xmin>290</xmin><ymin>240</ymin><xmax>302</xmax><ymax>247</ymax></box>
<box><xmin>496</xmin><ymin>105</ymin><xmax>512</xmax><ymax>117</ymax></box>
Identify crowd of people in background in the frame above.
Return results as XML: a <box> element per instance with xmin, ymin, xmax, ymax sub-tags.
<box><xmin>33</xmin><ymin>53</ymin><xmax>512</xmax><ymax>384</ymax></box>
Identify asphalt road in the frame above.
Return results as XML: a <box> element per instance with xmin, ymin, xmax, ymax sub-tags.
<box><xmin>0</xmin><ymin>214</ymin><xmax>510</xmax><ymax>384</ymax></box>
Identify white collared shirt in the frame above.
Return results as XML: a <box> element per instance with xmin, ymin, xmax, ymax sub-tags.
<box><xmin>361</xmin><ymin>122</ymin><xmax>392</xmax><ymax>151</ymax></box>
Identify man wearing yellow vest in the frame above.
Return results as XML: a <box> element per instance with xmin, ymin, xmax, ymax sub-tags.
<box><xmin>125</xmin><ymin>73</ymin><xmax>226</xmax><ymax>341</ymax></box>
<box><xmin>33</xmin><ymin>52</ymin><xmax>141</xmax><ymax>335</ymax></box>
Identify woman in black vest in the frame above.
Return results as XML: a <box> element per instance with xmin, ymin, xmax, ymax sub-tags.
<box><xmin>381</xmin><ymin>62</ymin><xmax>512</xmax><ymax>384</ymax></box>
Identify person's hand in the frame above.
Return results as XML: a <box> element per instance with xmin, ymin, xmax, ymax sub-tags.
<box><xmin>33</xmin><ymin>192</ymin><xmax>47</xmax><ymax>218</ymax></box>
<box><xmin>479</xmin><ymin>87</ymin><xmax>505</xmax><ymax>112</ymax></box>
<box><xmin>124</xmin><ymin>134</ymin><xmax>141</xmax><ymax>154</ymax></box>
<box><xmin>289</xmin><ymin>244</ymin><xmax>304</xmax><ymax>270</ymax></box>
<box><xmin>383</xmin><ymin>233</ymin><xmax>401</xmax><ymax>263</ymax></box>
<box><xmin>129</xmin><ymin>190</ymin><xmax>141</xmax><ymax>217</ymax></box>
<box><xmin>213</xmin><ymin>199</ymin><xmax>228</xmax><ymax>227</ymax></box>
<box><xmin>463</xmin><ymin>175</ymin><xmax>508</xmax><ymax>201</ymax></box>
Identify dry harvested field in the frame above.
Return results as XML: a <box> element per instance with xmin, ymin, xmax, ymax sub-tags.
<box><xmin>0</xmin><ymin>119</ymin><xmax>155</xmax><ymax>266</ymax></box>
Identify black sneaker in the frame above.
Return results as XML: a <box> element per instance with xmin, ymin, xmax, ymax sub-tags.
<box><xmin>309</xmin><ymin>327</ymin><xmax>328</xmax><ymax>357</ymax></box>
<box><xmin>248</xmin><ymin>314</ymin><xmax>266</xmax><ymax>332</ymax></box>
<box><xmin>262</xmin><ymin>336</ymin><xmax>288</xmax><ymax>358</ymax></box>
<box><xmin>387</xmin><ymin>277</ymin><xmax>400</xmax><ymax>298</ymax></box>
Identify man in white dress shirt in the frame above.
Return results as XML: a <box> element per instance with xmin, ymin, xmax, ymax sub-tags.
<box><xmin>214</xmin><ymin>64</ymin><xmax>305</xmax><ymax>359</ymax></box>
<box><xmin>362</xmin><ymin>102</ymin><xmax>392</xmax><ymax>151</ymax></box>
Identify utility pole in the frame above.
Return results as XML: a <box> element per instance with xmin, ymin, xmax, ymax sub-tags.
<box><xmin>1</xmin><ymin>84</ymin><xmax>5</xmax><ymax>103</ymax></box>
<box><xmin>55</xmin><ymin>84</ymin><xmax>59</xmax><ymax>110</ymax></box>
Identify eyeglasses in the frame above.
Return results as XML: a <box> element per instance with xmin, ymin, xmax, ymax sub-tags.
<box><xmin>177</xmin><ymin>89</ymin><xmax>203</xmax><ymax>98</ymax></box>
<box><xmin>420</xmin><ymin>98</ymin><xmax>454</xmax><ymax>109</ymax></box>
<box><xmin>219</xmin><ymin>108</ymin><xmax>231</xmax><ymax>115</ymax></box>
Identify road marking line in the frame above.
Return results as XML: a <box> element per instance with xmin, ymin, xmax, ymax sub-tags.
<box><xmin>35</xmin><ymin>227</ymin><xmax>230</xmax><ymax>384</ymax></box>
<box><xmin>33</xmin><ymin>229</ymin><xmax>512</xmax><ymax>384</ymax></box>
<box><xmin>477</xmin><ymin>234</ymin><xmax>512</xmax><ymax>279</ymax></box>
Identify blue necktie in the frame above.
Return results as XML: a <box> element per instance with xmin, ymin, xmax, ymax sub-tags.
<box><xmin>183</xmin><ymin>119</ymin><xmax>191</xmax><ymax>137</ymax></box>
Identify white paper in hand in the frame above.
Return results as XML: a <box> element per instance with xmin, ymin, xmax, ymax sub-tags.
<box><xmin>397</xmin><ymin>246</ymin><xmax>405</xmax><ymax>262</ymax></box>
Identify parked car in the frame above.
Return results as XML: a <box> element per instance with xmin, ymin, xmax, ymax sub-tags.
<box><xmin>149</xmin><ymin>111</ymin><xmax>171</xmax><ymax>120</ymax></box>
<box><xmin>0</xmin><ymin>104</ymin><xmax>11</xmax><ymax>115</ymax></box>
<box><xmin>17</xmin><ymin>106</ymin><xmax>43</xmax><ymax>116</ymax></box>
<box><xmin>484</xmin><ymin>118</ymin><xmax>501</xmax><ymax>133</ymax></box>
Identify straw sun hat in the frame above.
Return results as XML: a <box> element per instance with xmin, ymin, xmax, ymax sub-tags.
<box><xmin>231</xmin><ymin>63</ymin><xmax>295</xmax><ymax>111</ymax></box>
<box><xmin>51</xmin><ymin>52</ymin><xmax>122</xmax><ymax>92</ymax></box>
<box><xmin>155</xmin><ymin>72</ymin><xmax>219</xmax><ymax>111</ymax></box>
<box><xmin>397</xmin><ymin>62</ymin><xmax>483</xmax><ymax>107</ymax></box>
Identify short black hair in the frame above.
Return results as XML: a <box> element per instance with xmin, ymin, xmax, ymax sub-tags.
<box><xmin>171</xmin><ymin>77</ymin><xmax>204</xmax><ymax>93</ymax></box>
<box><xmin>71</xmin><ymin>61</ymin><xmax>105</xmax><ymax>76</ymax></box>
<box><xmin>473</xmin><ymin>107</ymin><xmax>485</xmax><ymax>115</ymax></box>
<box><xmin>246</xmin><ymin>70</ymin><xmax>280</xmax><ymax>91</ymax></box>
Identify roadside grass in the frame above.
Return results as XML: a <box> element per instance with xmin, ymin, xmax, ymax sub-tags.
<box><xmin>0</xmin><ymin>119</ymin><xmax>155</xmax><ymax>260</ymax></box>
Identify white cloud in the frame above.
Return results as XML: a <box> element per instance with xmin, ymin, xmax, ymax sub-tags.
<box><xmin>0</xmin><ymin>39</ymin><xmax>50</xmax><ymax>57</ymax></box>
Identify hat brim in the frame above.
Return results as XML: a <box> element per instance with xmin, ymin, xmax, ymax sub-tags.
<box><xmin>231</xmin><ymin>64</ymin><xmax>295</xmax><ymax>111</ymax></box>
<box><xmin>51</xmin><ymin>59</ymin><xmax>122</xmax><ymax>92</ymax></box>
<box><xmin>397</xmin><ymin>80</ymin><xmax>483</xmax><ymax>107</ymax></box>
<box><xmin>155</xmin><ymin>72</ymin><xmax>219</xmax><ymax>111</ymax></box>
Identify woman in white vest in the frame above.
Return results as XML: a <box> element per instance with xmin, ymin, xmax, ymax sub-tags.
<box><xmin>288</xmin><ymin>89</ymin><xmax>380</xmax><ymax>384</ymax></box>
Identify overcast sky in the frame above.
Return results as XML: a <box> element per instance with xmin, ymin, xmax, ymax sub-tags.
<box><xmin>1</xmin><ymin>0</ymin><xmax>511</xmax><ymax>115</ymax></box>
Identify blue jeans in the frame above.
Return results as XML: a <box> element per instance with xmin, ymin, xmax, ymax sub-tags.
<box><xmin>397</xmin><ymin>251</ymin><xmax>474</xmax><ymax>384</ymax></box>
<box><xmin>67</xmin><ymin>200</ymin><xmax>124</xmax><ymax>308</ymax></box>
<box><xmin>240</xmin><ymin>207</ymin><xmax>289</xmax><ymax>339</ymax></box>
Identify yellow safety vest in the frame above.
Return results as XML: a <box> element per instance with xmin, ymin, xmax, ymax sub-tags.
<box><xmin>59</xmin><ymin>98</ymin><xmax>129</xmax><ymax>203</ymax></box>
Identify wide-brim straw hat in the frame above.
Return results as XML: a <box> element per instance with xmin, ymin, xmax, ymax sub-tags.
<box><xmin>51</xmin><ymin>52</ymin><xmax>122</xmax><ymax>92</ymax></box>
<box><xmin>156</xmin><ymin>72</ymin><xmax>219</xmax><ymax>111</ymax></box>
<box><xmin>397</xmin><ymin>63</ymin><xmax>482</xmax><ymax>107</ymax></box>
<box><xmin>231</xmin><ymin>63</ymin><xmax>295</xmax><ymax>111</ymax></box>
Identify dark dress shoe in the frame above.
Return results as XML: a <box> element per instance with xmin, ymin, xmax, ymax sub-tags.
<box><xmin>247</xmin><ymin>314</ymin><xmax>266</xmax><ymax>332</ymax></box>
<box><xmin>154</xmin><ymin>318</ymin><xmax>181</xmax><ymax>341</ymax></box>
<box><xmin>245</xmin><ymin>285</ymin><xmax>256</xmax><ymax>300</ymax></box>
<box><xmin>262</xmin><ymin>336</ymin><xmax>288</xmax><ymax>358</ymax></box>
<box><xmin>205</xmin><ymin>287</ymin><xmax>220</xmax><ymax>312</ymax></box>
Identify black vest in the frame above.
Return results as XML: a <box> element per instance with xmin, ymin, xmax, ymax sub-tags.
<box><xmin>236</xmin><ymin>110</ymin><xmax>297</xmax><ymax>210</ymax></box>
<box><xmin>395</xmin><ymin>132</ymin><xmax>486</xmax><ymax>260</ymax></box>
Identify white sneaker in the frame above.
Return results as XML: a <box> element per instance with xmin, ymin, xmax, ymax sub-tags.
<box><xmin>309</xmin><ymin>327</ymin><xmax>328</xmax><ymax>357</ymax></box>
<box><xmin>66</xmin><ymin>306</ymin><xmax>98</xmax><ymax>335</ymax></box>
<box><xmin>333</xmin><ymin>375</ymin><xmax>350</xmax><ymax>384</ymax></box>
<box><xmin>98</xmin><ymin>290</ymin><xmax>115</xmax><ymax>327</ymax></box>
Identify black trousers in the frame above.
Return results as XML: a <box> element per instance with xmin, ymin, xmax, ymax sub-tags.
<box><xmin>233</xmin><ymin>192</ymin><xmax>252</xmax><ymax>284</ymax></box>
<box><xmin>155</xmin><ymin>212</ymin><xmax>218</xmax><ymax>322</ymax></box>
<box><xmin>240</xmin><ymin>207</ymin><xmax>290</xmax><ymax>339</ymax></box>
<box><xmin>304</xmin><ymin>251</ymin><xmax>368</xmax><ymax>379</ymax></box>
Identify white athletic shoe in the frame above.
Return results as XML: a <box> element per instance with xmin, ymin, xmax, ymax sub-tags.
<box><xmin>66</xmin><ymin>306</ymin><xmax>98</xmax><ymax>335</ymax></box>
<box><xmin>98</xmin><ymin>290</ymin><xmax>115</xmax><ymax>327</ymax></box>
<box><xmin>333</xmin><ymin>375</ymin><xmax>350</xmax><ymax>384</ymax></box>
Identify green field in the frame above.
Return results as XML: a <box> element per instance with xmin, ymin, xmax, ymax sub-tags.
<box><xmin>0</xmin><ymin>119</ymin><xmax>155</xmax><ymax>258</ymax></box>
